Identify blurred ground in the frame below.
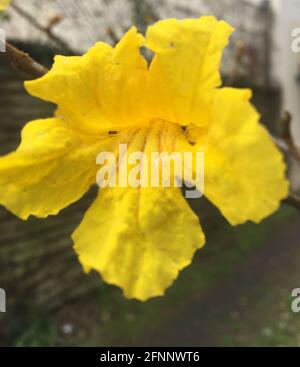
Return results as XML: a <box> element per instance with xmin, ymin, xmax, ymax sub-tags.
<box><xmin>2</xmin><ymin>204</ymin><xmax>299</xmax><ymax>347</ymax></box>
<box><xmin>145</xmin><ymin>206</ymin><xmax>300</xmax><ymax>347</ymax></box>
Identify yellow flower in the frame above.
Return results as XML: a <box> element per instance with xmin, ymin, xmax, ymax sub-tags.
<box><xmin>0</xmin><ymin>17</ymin><xmax>289</xmax><ymax>301</ymax></box>
<box><xmin>0</xmin><ymin>0</ymin><xmax>10</xmax><ymax>11</ymax></box>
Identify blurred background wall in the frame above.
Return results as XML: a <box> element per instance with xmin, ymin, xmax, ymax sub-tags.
<box><xmin>1</xmin><ymin>0</ymin><xmax>284</xmax><ymax>131</ymax></box>
<box><xmin>2</xmin><ymin>0</ymin><xmax>276</xmax><ymax>86</ymax></box>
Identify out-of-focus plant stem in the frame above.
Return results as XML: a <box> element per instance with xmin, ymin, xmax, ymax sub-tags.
<box><xmin>278</xmin><ymin>111</ymin><xmax>300</xmax><ymax>212</ymax></box>
<box><xmin>280</xmin><ymin>111</ymin><xmax>300</xmax><ymax>168</ymax></box>
<box><xmin>284</xmin><ymin>194</ymin><xmax>300</xmax><ymax>211</ymax></box>
<box><xmin>1</xmin><ymin>41</ymin><xmax>48</xmax><ymax>78</ymax></box>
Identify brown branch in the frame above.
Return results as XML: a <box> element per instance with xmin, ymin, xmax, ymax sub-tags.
<box><xmin>11</xmin><ymin>2</ymin><xmax>74</xmax><ymax>54</ymax></box>
<box><xmin>280</xmin><ymin>111</ymin><xmax>300</xmax><ymax>167</ymax></box>
<box><xmin>45</xmin><ymin>15</ymin><xmax>64</xmax><ymax>33</ymax></box>
<box><xmin>277</xmin><ymin>112</ymin><xmax>300</xmax><ymax>212</ymax></box>
<box><xmin>284</xmin><ymin>193</ymin><xmax>300</xmax><ymax>211</ymax></box>
<box><xmin>2</xmin><ymin>41</ymin><xmax>48</xmax><ymax>79</ymax></box>
<box><xmin>106</xmin><ymin>27</ymin><xmax>120</xmax><ymax>46</ymax></box>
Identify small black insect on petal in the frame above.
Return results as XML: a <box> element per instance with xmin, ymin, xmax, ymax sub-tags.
<box><xmin>181</xmin><ymin>126</ymin><xmax>188</xmax><ymax>133</ymax></box>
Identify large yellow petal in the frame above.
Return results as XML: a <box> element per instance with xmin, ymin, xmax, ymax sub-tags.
<box><xmin>145</xmin><ymin>16</ymin><xmax>234</xmax><ymax>126</ymax></box>
<box><xmin>73</xmin><ymin>122</ymin><xmax>205</xmax><ymax>301</ymax></box>
<box><xmin>73</xmin><ymin>186</ymin><xmax>205</xmax><ymax>301</ymax></box>
<box><xmin>203</xmin><ymin>88</ymin><xmax>289</xmax><ymax>225</ymax></box>
<box><xmin>25</xmin><ymin>27</ymin><xmax>149</xmax><ymax>134</ymax></box>
<box><xmin>0</xmin><ymin>118</ymin><xmax>117</xmax><ymax>219</ymax></box>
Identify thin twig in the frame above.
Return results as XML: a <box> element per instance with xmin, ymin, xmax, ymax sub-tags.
<box><xmin>45</xmin><ymin>15</ymin><xmax>64</xmax><ymax>33</ymax></box>
<box><xmin>284</xmin><ymin>193</ymin><xmax>300</xmax><ymax>211</ymax></box>
<box><xmin>276</xmin><ymin>111</ymin><xmax>300</xmax><ymax>212</ymax></box>
<box><xmin>11</xmin><ymin>2</ymin><xmax>74</xmax><ymax>54</ymax></box>
<box><xmin>106</xmin><ymin>27</ymin><xmax>119</xmax><ymax>46</ymax></box>
<box><xmin>1</xmin><ymin>41</ymin><xmax>48</xmax><ymax>79</ymax></box>
<box><xmin>280</xmin><ymin>111</ymin><xmax>300</xmax><ymax>167</ymax></box>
